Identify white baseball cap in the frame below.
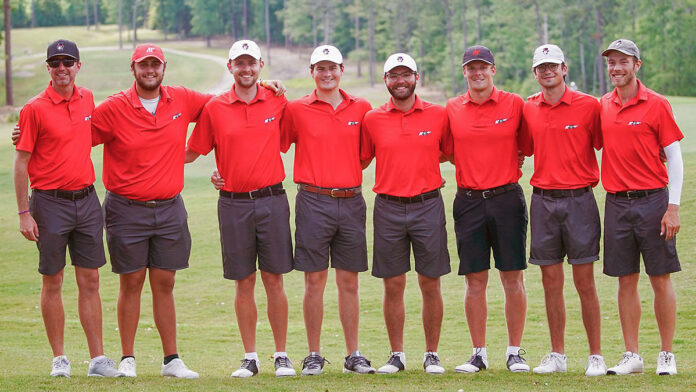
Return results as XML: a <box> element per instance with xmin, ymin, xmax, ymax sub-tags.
<box><xmin>228</xmin><ymin>40</ymin><xmax>262</xmax><ymax>61</ymax></box>
<box><xmin>383</xmin><ymin>53</ymin><xmax>417</xmax><ymax>73</ymax></box>
<box><xmin>532</xmin><ymin>44</ymin><xmax>565</xmax><ymax>68</ymax></box>
<box><xmin>310</xmin><ymin>45</ymin><xmax>343</xmax><ymax>65</ymax></box>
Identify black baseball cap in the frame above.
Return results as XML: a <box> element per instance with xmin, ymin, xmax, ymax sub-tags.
<box><xmin>46</xmin><ymin>39</ymin><xmax>79</xmax><ymax>62</ymax></box>
<box><xmin>462</xmin><ymin>45</ymin><xmax>494</xmax><ymax>66</ymax></box>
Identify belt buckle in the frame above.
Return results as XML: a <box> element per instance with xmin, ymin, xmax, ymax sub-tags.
<box><xmin>248</xmin><ymin>190</ymin><xmax>256</xmax><ymax>200</ymax></box>
<box><xmin>145</xmin><ymin>200</ymin><xmax>157</xmax><ymax>207</ymax></box>
<box><xmin>330</xmin><ymin>188</ymin><xmax>342</xmax><ymax>198</ymax></box>
<box><xmin>481</xmin><ymin>190</ymin><xmax>492</xmax><ymax>199</ymax></box>
<box><xmin>626</xmin><ymin>190</ymin><xmax>639</xmax><ymax>200</ymax></box>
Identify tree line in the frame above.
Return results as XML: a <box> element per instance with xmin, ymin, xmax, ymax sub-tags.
<box><xmin>4</xmin><ymin>0</ymin><xmax>696</xmax><ymax>98</ymax></box>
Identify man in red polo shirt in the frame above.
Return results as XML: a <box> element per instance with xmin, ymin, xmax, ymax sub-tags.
<box><xmin>599</xmin><ymin>39</ymin><xmax>683</xmax><ymax>376</ymax></box>
<box><xmin>361</xmin><ymin>53</ymin><xmax>449</xmax><ymax>375</ymax></box>
<box><xmin>280</xmin><ymin>45</ymin><xmax>375</xmax><ymax>375</ymax></box>
<box><xmin>185</xmin><ymin>40</ymin><xmax>295</xmax><ymax>378</ymax></box>
<box><xmin>519</xmin><ymin>44</ymin><xmax>606</xmax><ymax>376</ymax></box>
<box><xmin>443</xmin><ymin>45</ymin><xmax>529</xmax><ymax>373</ymax></box>
<box><xmin>14</xmin><ymin>39</ymin><xmax>119</xmax><ymax>378</ymax></box>
<box><xmin>91</xmin><ymin>43</ymin><xmax>211</xmax><ymax>379</ymax></box>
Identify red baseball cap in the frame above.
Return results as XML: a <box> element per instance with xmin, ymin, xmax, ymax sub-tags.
<box><xmin>132</xmin><ymin>43</ymin><xmax>165</xmax><ymax>63</ymax></box>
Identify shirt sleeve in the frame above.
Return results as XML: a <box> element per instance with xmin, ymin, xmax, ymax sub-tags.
<box><xmin>90</xmin><ymin>99</ymin><xmax>115</xmax><ymax>146</ymax></box>
<box><xmin>440</xmin><ymin>112</ymin><xmax>453</xmax><ymax>156</ymax></box>
<box><xmin>16</xmin><ymin>104</ymin><xmax>40</xmax><ymax>153</ymax></box>
<box><xmin>186</xmin><ymin>105</ymin><xmax>215</xmax><ymax>156</ymax></box>
<box><xmin>359</xmin><ymin>114</ymin><xmax>375</xmax><ymax>162</ymax></box>
<box><xmin>589</xmin><ymin>99</ymin><xmax>603</xmax><ymax>151</ymax></box>
<box><xmin>656</xmin><ymin>99</ymin><xmax>684</xmax><ymax>147</ymax></box>
<box><xmin>186</xmin><ymin>88</ymin><xmax>215</xmax><ymax>123</ymax></box>
<box><xmin>279</xmin><ymin>104</ymin><xmax>296</xmax><ymax>153</ymax></box>
<box><xmin>517</xmin><ymin>101</ymin><xmax>534</xmax><ymax>157</ymax></box>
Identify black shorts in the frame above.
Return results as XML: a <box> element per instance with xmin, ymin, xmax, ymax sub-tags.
<box><xmin>453</xmin><ymin>184</ymin><xmax>527</xmax><ymax>275</ymax></box>
<box><xmin>218</xmin><ymin>192</ymin><xmax>293</xmax><ymax>280</ymax></box>
<box><xmin>103</xmin><ymin>192</ymin><xmax>191</xmax><ymax>274</ymax></box>
<box><xmin>30</xmin><ymin>189</ymin><xmax>106</xmax><ymax>276</ymax></box>
<box><xmin>371</xmin><ymin>192</ymin><xmax>450</xmax><ymax>279</ymax></box>
<box><xmin>529</xmin><ymin>189</ymin><xmax>600</xmax><ymax>265</ymax></box>
<box><xmin>603</xmin><ymin>189</ymin><xmax>680</xmax><ymax>277</ymax></box>
<box><xmin>294</xmin><ymin>189</ymin><xmax>368</xmax><ymax>272</ymax></box>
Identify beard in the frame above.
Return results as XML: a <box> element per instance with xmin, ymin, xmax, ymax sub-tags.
<box><xmin>135</xmin><ymin>73</ymin><xmax>164</xmax><ymax>92</ymax></box>
<box><xmin>387</xmin><ymin>82</ymin><xmax>416</xmax><ymax>100</ymax></box>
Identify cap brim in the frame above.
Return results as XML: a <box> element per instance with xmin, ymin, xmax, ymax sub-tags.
<box><xmin>532</xmin><ymin>58</ymin><xmax>563</xmax><ymax>68</ymax></box>
<box><xmin>47</xmin><ymin>54</ymin><xmax>78</xmax><ymax>61</ymax></box>
<box><xmin>133</xmin><ymin>55</ymin><xmax>165</xmax><ymax>63</ymax></box>
<box><xmin>601</xmin><ymin>48</ymin><xmax>638</xmax><ymax>58</ymax></box>
<box><xmin>462</xmin><ymin>59</ymin><xmax>494</xmax><ymax>66</ymax></box>
<box><xmin>229</xmin><ymin>53</ymin><xmax>261</xmax><ymax>61</ymax></box>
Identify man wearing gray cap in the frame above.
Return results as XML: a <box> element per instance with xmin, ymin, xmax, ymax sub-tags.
<box><xmin>14</xmin><ymin>39</ymin><xmax>119</xmax><ymax>378</ymax></box>
<box><xmin>361</xmin><ymin>53</ymin><xmax>449</xmax><ymax>375</ymax></box>
<box><xmin>444</xmin><ymin>45</ymin><xmax>530</xmax><ymax>374</ymax></box>
<box><xmin>520</xmin><ymin>44</ymin><xmax>606</xmax><ymax>376</ymax></box>
<box><xmin>600</xmin><ymin>39</ymin><xmax>683</xmax><ymax>376</ymax></box>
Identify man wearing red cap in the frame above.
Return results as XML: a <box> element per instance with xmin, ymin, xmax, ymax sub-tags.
<box><xmin>14</xmin><ymin>38</ymin><xmax>119</xmax><ymax>378</ymax></box>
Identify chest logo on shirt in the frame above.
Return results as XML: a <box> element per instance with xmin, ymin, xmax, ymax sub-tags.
<box><xmin>418</xmin><ymin>131</ymin><xmax>432</xmax><ymax>136</ymax></box>
<box><xmin>172</xmin><ymin>113</ymin><xmax>182</xmax><ymax>120</ymax></box>
<box><xmin>495</xmin><ymin>118</ymin><xmax>508</xmax><ymax>124</ymax></box>
<box><xmin>628</xmin><ymin>121</ymin><xmax>642</xmax><ymax>126</ymax></box>
<box><xmin>84</xmin><ymin>115</ymin><xmax>91</xmax><ymax>121</ymax></box>
<box><xmin>264</xmin><ymin>116</ymin><xmax>276</xmax><ymax>123</ymax></box>
<box><xmin>347</xmin><ymin>121</ymin><xmax>360</xmax><ymax>126</ymax></box>
<box><xmin>565</xmin><ymin>124</ymin><xmax>578</xmax><ymax>130</ymax></box>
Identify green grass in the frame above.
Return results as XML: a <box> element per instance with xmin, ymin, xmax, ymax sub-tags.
<box><xmin>1</xmin><ymin>26</ymin><xmax>696</xmax><ymax>392</ymax></box>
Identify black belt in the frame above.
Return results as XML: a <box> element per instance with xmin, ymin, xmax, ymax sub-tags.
<box><xmin>219</xmin><ymin>183</ymin><xmax>285</xmax><ymax>199</ymax></box>
<box><xmin>533</xmin><ymin>186</ymin><xmax>591</xmax><ymax>198</ymax></box>
<box><xmin>378</xmin><ymin>189</ymin><xmax>440</xmax><ymax>204</ymax></box>
<box><xmin>299</xmin><ymin>184</ymin><xmax>361</xmax><ymax>198</ymax></box>
<box><xmin>611</xmin><ymin>188</ymin><xmax>665</xmax><ymax>199</ymax></box>
<box><xmin>109</xmin><ymin>192</ymin><xmax>179</xmax><ymax>208</ymax></box>
<box><xmin>457</xmin><ymin>183</ymin><xmax>518</xmax><ymax>199</ymax></box>
<box><xmin>35</xmin><ymin>185</ymin><xmax>95</xmax><ymax>201</ymax></box>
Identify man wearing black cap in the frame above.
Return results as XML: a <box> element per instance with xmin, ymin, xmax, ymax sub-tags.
<box><xmin>443</xmin><ymin>45</ymin><xmax>529</xmax><ymax>373</ymax></box>
<box><xmin>14</xmin><ymin>39</ymin><xmax>119</xmax><ymax>378</ymax></box>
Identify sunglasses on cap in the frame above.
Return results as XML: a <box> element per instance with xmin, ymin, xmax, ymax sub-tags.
<box><xmin>47</xmin><ymin>58</ymin><xmax>77</xmax><ymax>68</ymax></box>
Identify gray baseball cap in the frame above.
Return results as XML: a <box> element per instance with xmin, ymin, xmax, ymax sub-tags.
<box><xmin>602</xmin><ymin>38</ymin><xmax>640</xmax><ymax>60</ymax></box>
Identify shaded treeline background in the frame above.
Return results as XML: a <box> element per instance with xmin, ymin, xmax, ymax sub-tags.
<box><xmin>2</xmin><ymin>0</ymin><xmax>695</xmax><ymax>98</ymax></box>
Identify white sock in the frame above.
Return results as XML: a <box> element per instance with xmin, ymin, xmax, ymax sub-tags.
<box><xmin>506</xmin><ymin>346</ymin><xmax>521</xmax><ymax>356</ymax></box>
<box><xmin>244</xmin><ymin>352</ymin><xmax>259</xmax><ymax>361</ymax></box>
<box><xmin>90</xmin><ymin>355</ymin><xmax>106</xmax><ymax>362</ymax></box>
<box><xmin>392</xmin><ymin>351</ymin><xmax>406</xmax><ymax>362</ymax></box>
<box><xmin>424</xmin><ymin>351</ymin><xmax>439</xmax><ymax>360</ymax></box>
<box><xmin>473</xmin><ymin>347</ymin><xmax>487</xmax><ymax>358</ymax></box>
<box><xmin>552</xmin><ymin>352</ymin><xmax>566</xmax><ymax>359</ymax></box>
<box><xmin>274</xmin><ymin>352</ymin><xmax>288</xmax><ymax>360</ymax></box>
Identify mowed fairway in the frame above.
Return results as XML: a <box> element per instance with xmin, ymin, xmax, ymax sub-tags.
<box><xmin>1</xmin><ymin>27</ymin><xmax>695</xmax><ymax>392</ymax></box>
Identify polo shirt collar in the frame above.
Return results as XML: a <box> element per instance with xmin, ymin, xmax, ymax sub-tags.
<box><xmin>45</xmin><ymin>81</ymin><xmax>82</xmax><ymax>104</ymax></box>
<box><xmin>609</xmin><ymin>78</ymin><xmax>648</xmax><ymax>107</ymax></box>
<box><xmin>308</xmin><ymin>88</ymin><xmax>356</xmax><ymax>105</ymax></box>
<box><xmin>127</xmin><ymin>82</ymin><xmax>172</xmax><ymax>108</ymax></box>
<box><xmin>226</xmin><ymin>84</ymin><xmax>267</xmax><ymax>104</ymax></box>
<box><xmin>385</xmin><ymin>94</ymin><xmax>424</xmax><ymax>114</ymax></box>
<box><xmin>462</xmin><ymin>86</ymin><xmax>500</xmax><ymax>105</ymax></box>
<box><xmin>538</xmin><ymin>85</ymin><xmax>572</xmax><ymax>107</ymax></box>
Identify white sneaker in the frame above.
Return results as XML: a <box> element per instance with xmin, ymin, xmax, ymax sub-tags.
<box><xmin>377</xmin><ymin>352</ymin><xmax>406</xmax><ymax>374</ymax></box>
<box><xmin>117</xmin><ymin>357</ymin><xmax>137</xmax><ymax>377</ymax></box>
<box><xmin>656</xmin><ymin>351</ymin><xmax>677</xmax><ymax>375</ymax></box>
<box><xmin>231</xmin><ymin>358</ymin><xmax>259</xmax><ymax>378</ymax></box>
<box><xmin>423</xmin><ymin>352</ymin><xmax>445</xmax><ymax>374</ymax></box>
<box><xmin>161</xmin><ymin>358</ymin><xmax>199</xmax><ymax>379</ymax></box>
<box><xmin>87</xmin><ymin>355</ymin><xmax>119</xmax><ymax>377</ymax></box>
<box><xmin>585</xmin><ymin>355</ymin><xmax>607</xmax><ymax>376</ymax></box>
<box><xmin>455</xmin><ymin>352</ymin><xmax>488</xmax><ymax>373</ymax></box>
<box><xmin>607</xmin><ymin>351</ymin><xmax>643</xmax><ymax>375</ymax></box>
<box><xmin>50</xmin><ymin>355</ymin><xmax>71</xmax><ymax>377</ymax></box>
<box><xmin>533</xmin><ymin>352</ymin><xmax>567</xmax><ymax>374</ymax></box>
<box><xmin>274</xmin><ymin>356</ymin><xmax>296</xmax><ymax>377</ymax></box>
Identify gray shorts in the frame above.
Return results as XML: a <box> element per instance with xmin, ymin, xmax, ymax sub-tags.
<box><xmin>103</xmin><ymin>192</ymin><xmax>191</xmax><ymax>274</ymax></box>
<box><xmin>372</xmin><ymin>192</ymin><xmax>450</xmax><ymax>279</ymax></box>
<box><xmin>603</xmin><ymin>189</ymin><xmax>680</xmax><ymax>277</ymax></box>
<box><xmin>529</xmin><ymin>189</ymin><xmax>600</xmax><ymax>265</ymax></box>
<box><xmin>29</xmin><ymin>189</ymin><xmax>106</xmax><ymax>276</ymax></box>
<box><xmin>294</xmin><ymin>189</ymin><xmax>368</xmax><ymax>272</ymax></box>
<box><xmin>218</xmin><ymin>193</ymin><xmax>293</xmax><ymax>280</ymax></box>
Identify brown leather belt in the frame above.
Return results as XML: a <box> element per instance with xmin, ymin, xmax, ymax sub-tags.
<box><xmin>533</xmin><ymin>186</ymin><xmax>591</xmax><ymax>198</ymax></box>
<box><xmin>611</xmin><ymin>187</ymin><xmax>665</xmax><ymax>199</ymax></box>
<box><xmin>457</xmin><ymin>183</ymin><xmax>518</xmax><ymax>199</ymax></box>
<box><xmin>35</xmin><ymin>185</ymin><xmax>95</xmax><ymax>201</ymax></box>
<box><xmin>220</xmin><ymin>183</ymin><xmax>285</xmax><ymax>199</ymax></box>
<box><xmin>298</xmin><ymin>184</ymin><xmax>361</xmax><ymax>198</ymax></box>
<box><xmin>378</xmin><ymin>189</ymin><xmax>440</xmax><ymax>204</ymax></box>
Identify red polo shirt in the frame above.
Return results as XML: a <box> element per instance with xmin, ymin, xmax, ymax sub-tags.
<box><xmin>92</xmin><ymin>83</ymin><xmax>212</xmax><ymax>201</ymax></box>
<box><xmin>17</xmin><ymin>83</ymin><xmax>95</xmax><ymax>191</ymax></box>
<box><xmin>281</xmin><ymin>89</ymin><xmax>372</xmax><ymax>188</ymax></box>
<box><xmin>444</xmin><ymin>87</ymin><xmax>524</xmax><ymax>190</ymax></box>
<box><xmin>520</xmin><ymin>87</ymin><xmax>602</xmax><ymax>189</ymax></box>
<box><xmin>360</xmin><ymin>96</ymin><xmax>447</xmax><ymax>197</ymax></box>
<box><xmin>600</xmin><ymin>80</ymin><xmax>684</xmax><ymax>192</ymax></box>
<box><xmin>187</xmin><ymin>86</ymin><xmax>287</xmax><ymax>192</ymax></box>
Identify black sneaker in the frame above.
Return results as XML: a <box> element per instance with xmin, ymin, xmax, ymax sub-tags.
<box><xmin>455</xmin><ymin>350</ymin><xmax>488</xmax><ymax>373</ymax></box>
<box><xmin>507</xmin><ymin>349</ymin><xmax>530</xmax><ymax>372</ymax></box>
<box><xmin>377</xmin><ymin>353</ymin><xmax>406</xmax><ymax>374</ymax></box>
<box><xmin>301</xmin><ymin>353</ymin><xmax>329</xmax><ymax>376</ymax></box>
<box><xmin>423</xmin><ymin>352</ymin><xmax>445</xmax><ymax>374</ymax></box>
<box><xmin>231</xmin><ymin>358</ymin><xmax>259</xmax><ymax>378</ymax></box>
<box><xmin>274</xmin><ymin>356</ymin><xmax>296</xmax><ymax>377</ymax></box>
<box><xmin>343</xmin><ymin>353</ymin><xmax>376</xmax><ymax>374</ymax></box>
